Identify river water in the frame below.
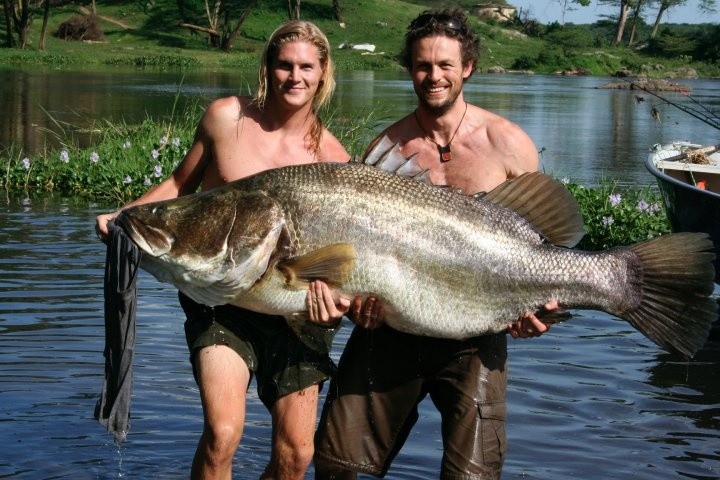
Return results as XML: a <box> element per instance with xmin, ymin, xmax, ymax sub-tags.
<box><xmin>1</xmin><ymin>68</ymin><xmax>719</xmax><ymax>479</ymax></box>
<box><xmin>2</xmin><ymin>67</ymin><xmax>720</xmax><ymax>186</ymax></box>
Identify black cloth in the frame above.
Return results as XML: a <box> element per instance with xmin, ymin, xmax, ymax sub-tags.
<box><xmin>94</xmin><ymin>222</ymin><xmax>142</xmax><ymax>443</ymax></box>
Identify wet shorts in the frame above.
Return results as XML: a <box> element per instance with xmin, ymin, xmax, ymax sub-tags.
<box><xmin>179</xmin><ymin>292</ymin><xmax>336</xmax><ymax>409</ymax></box>
<box><xmin>314</xmin><ymin>326</ymin><xmax>508</xmax><ymax>479</ymax></box>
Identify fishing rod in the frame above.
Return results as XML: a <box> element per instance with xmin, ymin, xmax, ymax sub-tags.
<box><xmin>621</xmin><ymin>77</ymin><xmax>720</xmax><ymax>131</ymax></box>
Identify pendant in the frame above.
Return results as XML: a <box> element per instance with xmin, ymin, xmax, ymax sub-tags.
<box><xmin>439</xmin><ymin>145</ymin><xmax>452</xmax><ymax>162</ymax></box>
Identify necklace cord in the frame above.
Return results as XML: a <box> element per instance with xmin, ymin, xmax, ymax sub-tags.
<box><xmin>414</xmin><ymin>102</ymin><xmax>468</xmax><ymax>162</ymax></box>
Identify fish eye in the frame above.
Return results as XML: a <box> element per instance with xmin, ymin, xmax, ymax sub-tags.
<box><xmin>152</xmin><ymin>206</ymin><xmax>165</xmax><ymax>216</ymax></box>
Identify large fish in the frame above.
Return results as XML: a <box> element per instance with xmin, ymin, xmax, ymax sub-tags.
<box><xmin>116</xmin><ymin>139</ymin><xmax>717</xmax><ymax>358</ymax></box>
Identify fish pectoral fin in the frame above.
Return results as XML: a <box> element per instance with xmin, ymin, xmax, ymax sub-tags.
<box><xmin>482</xmin><ymin>172</ymin><xmax>585</xmax><ymax>248</ymax></box>
<box><xmin>277</xmin><ymin>243</ymin><xmax>356</xmax><ymax>289</ymax></box>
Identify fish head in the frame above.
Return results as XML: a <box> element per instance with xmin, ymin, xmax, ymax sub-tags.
<box><xmin>116</xmin><ymin>185</ymin><xmax>286</xmax><ymax>306</ymax></box>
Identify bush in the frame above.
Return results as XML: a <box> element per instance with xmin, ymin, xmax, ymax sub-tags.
<box><xmin>54</xmin><ymin>15</ymin><xmax>105</xmax><ymax>42</ymax></box>
<box><xmin>564</xmin><ymin>178</ymin><xmax>670</xmax><ymax>250</ymax></box>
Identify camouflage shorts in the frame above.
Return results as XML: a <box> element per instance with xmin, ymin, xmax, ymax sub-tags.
<box><xmin>179</xmin><ymin>292</ymin><xmax>336</xmax><ymax>409</ymax></box>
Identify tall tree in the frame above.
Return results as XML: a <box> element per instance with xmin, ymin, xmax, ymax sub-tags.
<box><xmin>2</xmin><ymin>0</ymin><xmax>36</xmax><ymax>48</ymax></box>
<box><xmin>599</xmin><ymin>0</ymin><xmax>636</xmax><ymax>46</ymax></box>
<box><xmin>627</xmin><ymin>0</ymin><xmax>647</xmax><ymax>45</ymax></box>
<box><xmin>332</xmin><ymin>0</ymin><xmax>343</xmax><ymax>23</ymax></box>
<box><xmin>555</xmin><ymin>0</ymin><xmax>591</xmax><ymax>25</ymax></box>
<box><xmin>287</xmin><ymin>0</ymin><xmax>300</xmax><ymax>19</ymax></box>
<box><xmin>178</xmin><ymin>0</ymin><xmax>257</xmax><ymax>50</ymax></box>
<box><xmin>2</xmin><ymin>0</ymin><xmax>17</xmax><ymax>46</ymax></box>
<box><xmin>38</xmin><ymin>0</ymin><xmax>49</xmax><ymax>50</ymax></box>
<box><xmin>650</xmin><ymin>0</ymin><xmax>717</xmax><ymax>38</ymax></box>
<box><xmin>651</xmin><ymin>0</ymin><xmax>684</xmax><ymax>38</ymax></box>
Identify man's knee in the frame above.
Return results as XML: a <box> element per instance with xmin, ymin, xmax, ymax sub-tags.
<box><xmin>274</xmin><ymin>434</ymin><xmax>314</xmax><ymax>475</ymax></box>
<box><xmin>204</xmin><ymin>420</ymin><xmax>243</xmax><ymax>458</ymax></box>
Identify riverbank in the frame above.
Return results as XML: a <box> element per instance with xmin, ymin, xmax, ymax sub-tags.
<box><xmin>2</xmin><ymin>0</ymin><xmax>718</xmax><ymax>77</ymax></box>
<box><xmin>2</xmin><ymin>99</ymin><xmax>670</xmax><ymax>251</ymax></box>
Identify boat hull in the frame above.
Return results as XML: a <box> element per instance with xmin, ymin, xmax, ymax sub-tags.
<box><xmin>645</xmin><ymin>144</ymin><xmax>720</xmax><ymax>282</ymax></box>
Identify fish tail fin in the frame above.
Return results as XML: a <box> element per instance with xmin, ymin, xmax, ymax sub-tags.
<box><xmin>623</xmin><ymin>232</ymin><xmax>716</xmax><ymax>358</ymax></box>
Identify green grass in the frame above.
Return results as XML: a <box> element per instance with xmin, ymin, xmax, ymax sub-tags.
<box><xmin>2</xmin><ymin>0</ymin><xmax>718</xmax><ymax>76</ymax></box>
<box><xmin>1</xmin><ymin>0</ymin><xmax>680</xmax><ymax>248</ymax></box>
<box><xmin>1</xmin><ymin>98</ymin><xmax>671</xmax><ymax>249</ymax></box>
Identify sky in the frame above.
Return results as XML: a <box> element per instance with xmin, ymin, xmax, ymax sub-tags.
<box><xmin>510</xmin><ymin>1</ymin><xmax>719</xmax><ymax>25</ymax></box>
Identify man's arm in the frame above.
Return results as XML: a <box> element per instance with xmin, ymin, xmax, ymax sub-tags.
<box><xmin>95</xmin><ymin>99</ymin><xmax>219</xmax><ymax>240</ymax></box>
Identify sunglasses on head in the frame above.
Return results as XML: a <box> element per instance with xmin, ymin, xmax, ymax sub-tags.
<box><xmin>409</xmin><ymin>13</ymin><xmax>464</xmax><ymax>33</ymax></box>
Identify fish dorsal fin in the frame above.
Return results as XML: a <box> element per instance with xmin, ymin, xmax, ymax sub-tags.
<box><xmin>277</xmin><ymin>243</ymin><xmax>357</xmax><ymax>289</ymax></box>
<box><xmin>357</xmin><ymin>135</ymin><xmax>432</xmax><ymax>184</ymax></box>
<box><xmin>483</xmin><ymin>172</ymin><xmax>585</xmax><ymax>248</ymax></box>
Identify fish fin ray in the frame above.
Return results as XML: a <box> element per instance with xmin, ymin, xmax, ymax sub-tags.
<box><xmin>359</xmin><ymin>136</ymin><xmax>432</xmax><ymax>184</ymax></box>
<box><xmin>278</xmin><ymin>243</ymin><xmax>357</xmax><ymax>289</ymax></box>
<box><xmin>483</xmin><ymin>172</ymin><xmax>585</xmax><ymax>247</ymax></box>
<box><xmin>619</xmin><ymin>232</ymin><xmax>716</xmax><ymax>358</ymax></box>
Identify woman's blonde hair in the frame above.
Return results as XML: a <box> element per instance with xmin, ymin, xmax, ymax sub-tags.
<box><xmin>254</xmin><ymin>20</ymin><xmax>336</xmax><ymax>156</ymax></box>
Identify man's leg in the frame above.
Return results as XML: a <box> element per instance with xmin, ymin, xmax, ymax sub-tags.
<box><xmin>261</xmin><ymin>384</ymin><xmax>320</xmax><ymax>480</ymax></box>
<box><xmin>429</xmin><ymin>334</ymin><xmax>508</xmax><ymax>480</ymax></box>
<box><xmin>191</xmin><ymin>344</ymin><xmax>251</xmax><ymax>480</ymax></box>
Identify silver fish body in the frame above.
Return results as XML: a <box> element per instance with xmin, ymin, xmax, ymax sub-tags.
<box><xmin>117</xmin><ymin>160</ymin><xmax>716</xmax><ymax>358</ymax></box>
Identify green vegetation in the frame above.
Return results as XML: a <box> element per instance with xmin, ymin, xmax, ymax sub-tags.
<box><xmin>564</xmin><ymin>179</ymin><xmax>671</xmax><ymax>250</ymax></box>
<box><xmin>1</xmin><ymin>100</ymin><xmax>671</xmax><ymax>250</ymax></box>
<box><xmin>1</xmin><ymin>0</ymin><xmax>684</xmax><ymax>248</ymax></box>
<box><xmin>1</xmin><ymin>0</ymin><xmax>718</xmax><ymax>76</ymax></box>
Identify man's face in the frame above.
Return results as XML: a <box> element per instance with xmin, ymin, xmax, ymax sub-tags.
<box><xmin>271</xmin><ymin>40</ymin><xmax>324</xmax><ymax>110</ymax></box>
<box><xmin>410</xmin><ymin>35</ymin><xmax>473</xmax><ymax>114</ymax></box>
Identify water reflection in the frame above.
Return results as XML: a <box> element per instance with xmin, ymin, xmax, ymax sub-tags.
<box><xmin>1</xmin><ymin>195</ymin><xmax>718</xmax><ymax>479</ymax></box>
<box><xmin>3</xmin><ymin>67</ymin><xmax>718</xmax><ymax>187</ymax></box>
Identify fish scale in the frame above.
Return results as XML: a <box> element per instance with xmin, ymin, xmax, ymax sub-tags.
<box><xmin>118</xmin><ymin>157</ymin><xmax>717</xmax><ymax>358</ymax></box>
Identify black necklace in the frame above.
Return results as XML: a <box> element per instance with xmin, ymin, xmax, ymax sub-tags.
<box><xmin>414</xmin><ymin>102</ymin><xmax>468</xmax><ymax>163</ymax></box>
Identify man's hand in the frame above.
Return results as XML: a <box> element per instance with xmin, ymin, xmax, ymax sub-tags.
<box><xmin>507</xmin><ymin>300</ymin><xmax>558</xmax><ymax>339</ymax></box>
<box><xmin>95</xmin><ymin>212</ymin><xmax>117</xmax><ymax>243</ymax></box>
<box><xmin>349</xmin><ymin>296</ymin><xmax>385</xmax><ymax>329</ymax></box>
<box><xmin>306</xmin><ymin>280</ymin><xmax>351</xmax><ymax>327</ymax></box>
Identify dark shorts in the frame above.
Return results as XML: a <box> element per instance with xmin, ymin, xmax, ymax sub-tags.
<box><xmin>179</xmin><ymin>292</ymin><xmax>336</xmax><ymax>409</ymax></box>
<box><xmin>314</xmin><ymin>325</ymin><xmax>508</xmax><ymax>479</ymax></box>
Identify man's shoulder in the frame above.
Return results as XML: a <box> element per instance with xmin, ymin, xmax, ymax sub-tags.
<box><xmin>319</xmin><ymin>129</ymin><xmax>351</xmax><ymax>162</ymax></box>
<box><xmin>205</xmin><ymin>95</ymin><xmax>254</xmax><ymax>118</ymax></box>
<box><xmin>379</xmin><ymin>113</ymin><xmax>416</xmax><ymax>141</ymax></box>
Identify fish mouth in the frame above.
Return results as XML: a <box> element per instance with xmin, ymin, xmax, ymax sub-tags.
<box><xmin>116</xmin><ymin>211</ymin><xmax>174</xmax><ymax>257</ymax></box>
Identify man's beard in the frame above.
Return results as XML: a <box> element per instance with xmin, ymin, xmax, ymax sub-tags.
<box><xmin>415</xmin><ymin>82</ymin><xmax>462</xmax><ymax>115</ymax></box>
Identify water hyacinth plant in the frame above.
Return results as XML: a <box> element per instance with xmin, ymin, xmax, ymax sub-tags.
<box><xmin>563</xmin><ymin>177</ymin><xmax>671</xmax><ymax>250</ymax></box>
<box><xmin>2</xmin><ymin>105</ymin><xmax>200</xmax><ymax>202</ymax></box>
<box><xmin>1</xmin><ymin>101</ymin><xmax>670</xmax><ymax>249</ymax></box>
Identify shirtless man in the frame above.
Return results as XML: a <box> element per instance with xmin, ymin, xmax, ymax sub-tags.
<box><xmin>313</xmin><ymin>9</ymin><xmax>553</xmax><ymax>479</ymax></box>
<box><xmin>96</xmin><ymin>21</ymin><xmax>349</xmax><ymax>480</ymax></box>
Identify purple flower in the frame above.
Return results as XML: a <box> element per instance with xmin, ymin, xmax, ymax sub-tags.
<box><xmin>21</xmin><ymin>157</ymin><xmax>30</xmax><ymax>169</ymax></box>
<box><xmin>123</xmin><ymin>141</ymin><xmax>132</xmax><ymax>149</ymax></box>
<box><xmin>151</xmin><ymin>149</ymin><xmax>160</xmax><ymax>159</ymax></box>
<box><xmin>60</xmin><ymin>149</ymin><xmax>69</xmax><ymax>163</ymax></box>
<box><xmin>602</xmin><ymin>216</ymin><xmax>615</xmax><ymax>227</ymax></box>
<box><xmin>144</xmin><ymin>177</ymin><xmax>152</xmax><ymax>186</ymax></box>
<box><xmin>90</xmin><ymin>152</ymin><xmax>99</xmax><ymax>163</ymax></box>
<box><xmin>560</xmin><ymin>177</ymin><xmax>570</xmax><ymax>185</ymax></box>
<box><xmin>160</xmin><ymin>135</ymin><xmax>168</xmax><ymax>146</ymax></box>
<box><xmin>609</xmin><ymin>193</ymin><xmax>622</xmax><ymax>207</ymax></box>
<box><xmin>123</xmin><ymin>176</ymin><xmax>132</xmax><ymax>184</ymax></box>
<box><xmin>172</xmin><ymin>137</ymin><xmax>181</xmax><ymax>148</ymax></box>
<box><xmin>636</xmin><ymin>200</ymin><xmax>649</xmax><ymax>212</ymax></box>
<box><xmin>649</xmin><ymin>203</ymin><xmax>660</xmax><ymax>213</ymax></box>
<box><xmin>153</xmin><ymin>165</ymin><xmax>163</xmax><ymax>178</ymax></box>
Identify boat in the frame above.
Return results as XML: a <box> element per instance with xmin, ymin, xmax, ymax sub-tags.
<box><xmin>645</xmin><ymin>141</ymin><xmax>720</xmax><ymax>282</ymax></box>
